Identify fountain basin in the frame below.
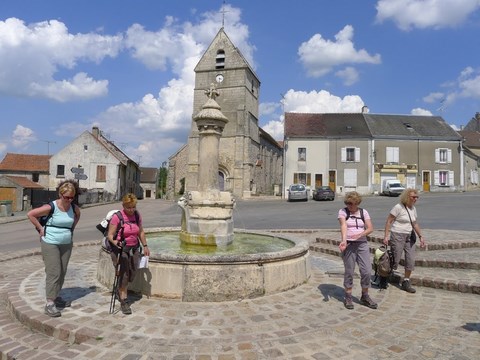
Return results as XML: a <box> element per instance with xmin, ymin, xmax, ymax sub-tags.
<box><xmin>97</xmin><ymin>228</ymin><xmax>311</xmax><ymax>302</ymax></box>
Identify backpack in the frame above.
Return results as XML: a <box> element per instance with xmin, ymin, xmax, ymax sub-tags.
<box><xmin>343</xmin><ymin>207</ymin><xmax>365</xmax><ymax>229</ymax></box>
<box><xmin>373</xmin><ymin>245</ymin><xmax>394</xmax><ymax>279</ymax></box>
<box><xmin>97</xmin><ymin>210</ymin><xmax>140</xmax><ymax>252</ymax></box>
<box><xmin>38</xmin><ymin>201</ymin><xmax>77</xmax><ymax>234</ymax></box>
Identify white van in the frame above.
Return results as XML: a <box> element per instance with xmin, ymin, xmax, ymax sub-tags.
<box><xmin>382</xmin><ymin>179</ymin><xmax>405</xmax><ymax>197</ymax></box>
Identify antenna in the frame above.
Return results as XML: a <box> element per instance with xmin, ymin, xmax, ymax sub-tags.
<box><xmin>41</xmin><ymin>140</ymin><xmax>56</xmax><ymax>155</ymax></box>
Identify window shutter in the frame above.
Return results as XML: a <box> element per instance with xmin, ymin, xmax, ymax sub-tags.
<box><xmin>355</xmin><ymin>147</ymin><xmax>360</xmax><ymax>162</ymax></box>
<box><xmin>341</xmin><ymin>147</ymin><xmax>346</xmax><ymax>162</ymax></box>
<box><xmin>448</xmin><ymin>171</ymin><xmax>454</xmax><ymax>185</ymax></box>
<box><xmin>434</xmin><ymin>170</ymin><xmax>439</xmax><ymax>185</ymax></box>
<box><xmin>447</xmin><ymin>149</ymin><xmax>452</xmax><ymax>163</ymax></box>
<box><xmin>435</xmin><ymin>149</ymin><xmax>440</xmax><ymax>163</ymax></box>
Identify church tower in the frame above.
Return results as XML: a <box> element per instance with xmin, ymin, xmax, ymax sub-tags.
<box><xmin>186</xmin><ymin>28</ymin><xmax>261</xmax><ymax>198</ymax></box>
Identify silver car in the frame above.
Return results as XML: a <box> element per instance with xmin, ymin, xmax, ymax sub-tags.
<box><xmin>287</xmin><ymin>184</ymin><xmax>308</xmax><ymax>202</ymax></box>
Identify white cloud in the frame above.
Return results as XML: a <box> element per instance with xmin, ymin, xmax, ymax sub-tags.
<box><xmin>259</xmin><ymin>102</ymin><xmax>281</xmax><ymax>117</ymax></box>
<box><xmin>54</xmin><ymin>5</ymin><xmax>257</xmax><ymax>166</ymax></box>
<box><xmin>262</xmin><ymin>118</ymin><xmax>285</xmax><ymax>141</ymax></box>
<box><xmin>335</xmin><ymin>67</ymin><xmax>360</xmax><ymax>86</ymax></box>
<box><xmin>283</xmin><ymin>89</ymin><xmax>365</xmax><ymax>113</ymax></box>
<box><xmin>376</xmin><ymin>0</ymin><xmax>480</xmax><ymax>30</ymax></box>
<box><xmin>298</xmin><ymin>25</ymin><xmax>381</xmax><ymax>78</ymax></box>
<box><xmin>423</xmin><ymin>92</ymin><xmax>445</xmax><ymax>103</ymax></box>
<box><xmin>12</xmin><ymin>125</ymin><xmax>36</xmax><ymax>149</ymax></box>
<box><xmin>29</xmin><ymin>72</ymin><xmax>108</xmax><ymax>102</ymax></box>
<box><xmin>423</xmin><ymin>67</ymin><xmax>480</xmax><ymax>112</ymax></box>
<box><xmin>0</xmin><ymin>17</ymin><xmax>123</xmax><ymax>101</ymax></box>
<box><xmin>411</xmin><ymin>108</ymin><xmax>433</xmax><ymax>116</ymax></box>
<box><xmin>261</xmin><ymin>89</ymin><xmax>366</xmax><ymax>140</ymax></box>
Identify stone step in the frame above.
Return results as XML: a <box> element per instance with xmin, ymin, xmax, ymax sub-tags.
<box><xmin>313</xmin><ymin>237</ymin><xmax>480</xmax><ymax>270</ymax></box>
<box><xmin>309</xmin><ymin>242</ymin><xmax>480</xmax><ymax>295</ymax></box>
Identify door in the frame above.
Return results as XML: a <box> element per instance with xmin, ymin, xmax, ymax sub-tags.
<box><xmin>328</xmin><ymin>170</ymin><xmax>336</xmax><ymax>191</ymax></box>
<box><xmin>422</xmin><ymin>171</ymin><xmax>430</xmax><ymax>192</ymax></box>
<box><xmin>315</xmin><ymin>174</ymin><xmax>323</xmax><ymax>188</ymax></box>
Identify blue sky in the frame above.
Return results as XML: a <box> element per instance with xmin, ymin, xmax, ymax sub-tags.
<box><xmin>1</xmin><ymin>0</ymin><xmax>480</xmax><ymax>167</ymax></box>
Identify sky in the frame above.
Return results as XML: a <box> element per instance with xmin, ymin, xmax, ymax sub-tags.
<box><xmin>1</xmin><ymin>0</ymin><xmax>480</xmax><ymax>167</ymax></box>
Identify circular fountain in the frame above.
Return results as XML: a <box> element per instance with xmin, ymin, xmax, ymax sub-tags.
<box><xmin>96</xmin><ymin>84</ymin><xmax>311</xmax><ymax>301</ymax></box>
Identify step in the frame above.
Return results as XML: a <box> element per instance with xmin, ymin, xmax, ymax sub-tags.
<box><xmin>310</xmin><ymin>241</ymin><xmax>480</xmax><ymax>295</ymax></box>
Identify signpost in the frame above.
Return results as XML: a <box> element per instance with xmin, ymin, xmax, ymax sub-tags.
<box><xmin>71</xmin><ymin>167</ymin><xmax>84</xmax><ymax>174</ymax></box>
<box><xmin>74</xmin><ymin>173</ymin><xmax>88</xmax><ymax>180</ymax></box>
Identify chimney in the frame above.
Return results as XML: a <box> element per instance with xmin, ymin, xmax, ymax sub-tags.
<box><xmin>92</xmin><ymin>126</ymin><xmax>100</xmax><ymax>138</ymax></box>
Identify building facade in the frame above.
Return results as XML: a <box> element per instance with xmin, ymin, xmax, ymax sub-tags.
<box><xmin>284</xmin><ymin>113</ymin><xmax>470</xmax><ymax>196</ymax></box>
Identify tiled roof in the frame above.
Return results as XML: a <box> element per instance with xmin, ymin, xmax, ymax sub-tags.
<box><xmin>0</xmin><ymin>153</ymin><xmax>51</xmax><ymax>172</ymax></box>
<box><xmin>458</xmin><ymin>130</ymin><xmax>480</xmax><ymax>149</ymax></box>
<box><xmin>140</xmin><ymin>167</ymin><xmax>158</xmax><ymax>183</ymax></box>
<box><xmin>364</xmin><ymin>114</ymin><xmax>461</xmax><ymax>140</ymax></box>
<box><xmin>4</xmin><ymin>175</ymin><xmax>45</xmax><ymax>189</ymax></box>
<box><xmin>284</xmin><ymin>113</ymin><xmax>370</xmax><ymax>138</ymax></box>
<box><xmin>284</xmin><ymin>113</ymin><xmax>462</xmax><ymax>140</ymax></box>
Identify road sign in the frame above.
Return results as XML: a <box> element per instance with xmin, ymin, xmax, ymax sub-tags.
<box><xmin>74</xmin><ymin>173</ymin><xmax>88</xmax><ymax>180</ymax></box>
<box><xmin>71</xmin><ymin>167</ymin><xmax>84</xmax><ymax>174</ymax></box>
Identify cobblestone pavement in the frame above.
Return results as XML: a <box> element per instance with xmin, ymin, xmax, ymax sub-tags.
<box><xmin>0</xmin><ymin>230</ymin><xmax>479</xmax><ymax>359</ymax></box>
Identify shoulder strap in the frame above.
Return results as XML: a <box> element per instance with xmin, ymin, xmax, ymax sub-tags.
<box><xmin>134</xmin><ymin>210</ymin><xmax>140</xmax><ymax>225</ymax></box>
<box><xmin>344</xmin><ymin>207</ymin><xmax>350</xmax><ymax>220</ymax></box>
<box><xmin>359</xmin><ymin>208</ymin><xmax>365</xmax><ymax>223</ymax></box>
<box><xmin>44</xmin><ymin>201</ymin><xmax>55</xmax><ymax>227</ymax></box>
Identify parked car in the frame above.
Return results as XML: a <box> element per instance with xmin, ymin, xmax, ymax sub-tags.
<box><xmin>312</xmin><ymin>186</ymin><xmax>335</xmax><ymax>201</ymax></box>
<box><xmin>287</xmin><ymin>184</ymin><xmax>308</xmax><ymax>202</ymax></box>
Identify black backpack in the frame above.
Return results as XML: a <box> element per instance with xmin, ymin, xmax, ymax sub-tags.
<box><xmin>97</xmin><ymin>210</ymin><xmax>139</xmax><ymax>252</ymax></box>
<box><xmin>38</xmin><ymin>201</ymin><xmax>77</xmax><ymax>234</ymax></box>
<box><xmin>343</xmin><ymin>207</ymin><xmax>365</xmax><ymax>229</ymax></box>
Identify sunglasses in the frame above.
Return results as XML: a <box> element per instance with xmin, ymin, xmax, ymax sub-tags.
<box><xmin>62</xmin><ymin>195</ymin><xmax>74</xmax><ymax>200</ymax></box>
<box><xmin>410</xmin><ymin>196</ymin><xmax>419</xmax><ymax>199</ymax></box>
<box><xmin>344</xmin><ymin>202</ymin><xmax>356</xmax><ymax>206</ymax></box>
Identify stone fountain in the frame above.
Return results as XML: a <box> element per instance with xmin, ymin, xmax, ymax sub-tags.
<box><xmin>97</xmin><ymin>84</ymin><xmax>311</xmax><ymax>302</ymax></box>
<box><xmin>177</xmin><ymin>84</ymin><xmax>235</xmax><ymax>247</ymax></box>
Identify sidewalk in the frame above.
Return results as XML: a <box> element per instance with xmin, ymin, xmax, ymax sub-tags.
<box><xmin>0</xmin><ymin>230</ymin><xmax>479</xmax><ymax>359</ymax></box>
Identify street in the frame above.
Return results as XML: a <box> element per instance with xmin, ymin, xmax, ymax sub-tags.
<box><xmin>1</xmin><ymin>191</ymin><xmax>479</xmax><ymax>253</ymax></box>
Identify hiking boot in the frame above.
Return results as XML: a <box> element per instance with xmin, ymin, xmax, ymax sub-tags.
<box><xmin>360</xmin><ymin>294</ymin><xmax>378</xmax><ymax>309</ymax></box>
<box><xmin>343</xmin><ymin>295</ymin><xmax>354</xmax><ymax>310</ymax></box>
<box><xmin>54</xmin><ymin>297</ymin><xmax>71</xmax><ymax>308</ymax></box>
<box><xmin>44</xmin><ymin>303</ymin><xmax>61</xmax><ymax>317</ymax></box>
<box><xmin>120</xmin><ymin>301</ymin><xmax>132</xmax><ymax>315</ymax></box>
<box><xmin>402</xmin><ymin>280</ymin><xmax>416</xmax><ymax>293</ymax></box>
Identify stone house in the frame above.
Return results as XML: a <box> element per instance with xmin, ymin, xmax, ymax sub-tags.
<box><xmin>140</xmin><ymin>167</ymin><xmax>159</xmax><ymax>199</ymax></box>
<box><xmin>49</xmin><ymin>126</ymin><xmax>142</xmax><ymax>202</ymax></box>
<box><xmin>0</xmin><ymin>153</ymin><xmax>51</xmax><ymax>211</ymax></box>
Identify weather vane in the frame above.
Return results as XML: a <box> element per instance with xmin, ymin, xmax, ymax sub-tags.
<box><xmin>221</xmin><ymin>1</ymin><xmax>229</xmax><ymax>28</ymax></box>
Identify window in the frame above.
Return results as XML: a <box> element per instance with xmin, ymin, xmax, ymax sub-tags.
<box><xmin>96</xmin><ymin>165</ymin><xmax>106</xmax><ymax>182</ymax></box>
<box><xmin>215</xmin><ymin>50</ymin><xmax>225</xmax><ymax>69</ymax></box>
<box><xmin>434</xmin><ymin>170</ymin><xmax>454</xmax><ymax>186</ymax></box>
<box><xmin>293</xmin><ymin>173</ymin><xmax>311</xmax><ymax>186</ymax></box>
<box><xmin>32</xmin><ymin>173</ymin><xmax>39</xmax><ymax>182</ymax></box>
<box><xmin>298</xmin><ymin>148</ymin><xmax>306</xmax><ymax>161</ymax></box>
<box><xmin>341</xmin><ymin>147</ymin><xmax>360</xmax><ymax>163</ymax></box>
<box><xmin>57</xmin><ymin>165</ymin><xmax>65</xmax><ymax>177</ymax></box>
<box><xmin>386</xmin><ymin>147</ymin><xmax>399</xmax><ymax>164</ymax></box>
<box><xmin>435</xmin><ymin>148</ymin><xmax>452</xmax><ymax>164</ymax></box>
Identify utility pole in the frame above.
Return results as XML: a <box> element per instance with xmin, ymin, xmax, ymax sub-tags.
<box><xmin>41</xmin><ymin>140</ymin><xmax>56</xmax><ymax>193</ymax></box>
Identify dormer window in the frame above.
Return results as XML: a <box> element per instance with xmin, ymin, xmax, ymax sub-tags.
<box><xmin>216</xmin><ymin>50</ymin><xmax>225</xmax><ymax>69</ymax></box>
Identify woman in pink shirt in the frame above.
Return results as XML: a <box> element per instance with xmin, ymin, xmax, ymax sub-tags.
<box><xmin>338</xmin><ymin>191</ymin><xmax>377</xmax><ymax>310</ymax></box>
<box><xmin>107</xmin><ymin>193</ymin><xmax>150</xmax><ymax>315</ymax></box>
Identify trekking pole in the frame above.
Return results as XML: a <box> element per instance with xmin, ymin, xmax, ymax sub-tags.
<box><xmin>109</xmin><ymin>250</ymin><xmax>122</xmax><ymax>314</ymax></box>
